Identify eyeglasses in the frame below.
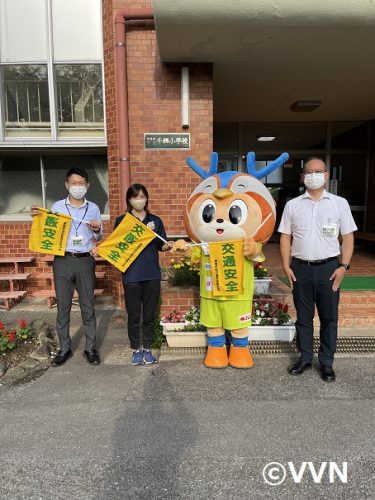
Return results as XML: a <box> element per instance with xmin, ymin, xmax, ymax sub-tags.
<box><xmin>303</xmin><ymin>170</ymin><xmax>327</xmax><ymax>175</ymax></box>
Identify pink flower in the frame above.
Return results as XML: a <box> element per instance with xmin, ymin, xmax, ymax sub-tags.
<box><xmin>161</xmin><ymin>309</ymin><xmax>185</xmax><ymax>323</ymax></box>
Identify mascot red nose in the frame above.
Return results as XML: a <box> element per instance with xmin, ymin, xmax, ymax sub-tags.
<box><xmin>174</xmin><ymin>151</ymin><xmax>289</xmax><ymax>369</ymax></box>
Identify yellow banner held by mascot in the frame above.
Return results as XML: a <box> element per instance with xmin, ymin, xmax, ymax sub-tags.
<box><xmin>97</xmin><ymin>213</ymin><xmax>156</xmax><ymax>272</ymax></box>
<box><xmin>209</xmin><ymin>240</ymin><xmax>244</xmax><ymax>296</ymax></box>
<box><xmin>29</xmin><ymin>207</ymin><xmax>72</xmax><ymax>256</ymax></box>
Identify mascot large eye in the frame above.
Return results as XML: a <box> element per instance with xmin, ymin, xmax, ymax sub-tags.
<box><xmin>228</xmin><ymin>200</ymin><xmax>248</xmax><ymax>225</ymax></box>
<box><xmin>198</xmin><ymin>199</ymin><xmax>216</xmax><ymax>223</ymax></box>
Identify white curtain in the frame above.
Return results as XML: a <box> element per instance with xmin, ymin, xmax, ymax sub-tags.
<box><xmin>94</xmin><ymin>157</ymin><xmax>109</xmax><ymax>214</ymax></box>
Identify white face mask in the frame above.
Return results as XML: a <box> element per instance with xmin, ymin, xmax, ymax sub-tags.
<box><xmin>303</xmin><ymin>173</ymin><xmax>326</xmax><ymax>190</ymax></box>
<box><xmin>69</xmin><ymin>186</ymin><xmax>87</xmax><ymax>200</ymax></box>
<box><xmin>130</xmin><ymin>198</ymin><xmax>146</xmax><ymax>211</ymax></box>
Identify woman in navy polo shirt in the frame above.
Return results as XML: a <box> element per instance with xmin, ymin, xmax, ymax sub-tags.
<box><xmin>114</xmin><ymin>184</ymin><xmax>172</xmax><ymax>365</ymax></box>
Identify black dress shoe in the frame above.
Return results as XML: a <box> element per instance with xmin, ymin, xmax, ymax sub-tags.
<box><xmin>321</xmin><ymin>366</ymin><xmax>336</xmax><ymax>382</ymax></box>
<box><xmin>52</xmin><ymin>350</ymin><xmax>72</xmax><ymax>367</ymax></box>
<box><xmin>288</xmin><ymin>359</ymin><xmax>312</xmax><ymax>375</ymax></box>
<box><xmin>84</xmin><ymin>349</ymin><xmax>100</xmax><ymax>365</ymax></box>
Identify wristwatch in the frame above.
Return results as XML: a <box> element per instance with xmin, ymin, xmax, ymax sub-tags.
<box><xmin>339</xmin><ymin>263</ymin><xmax>350</xmax><ymax>270</ymax></box>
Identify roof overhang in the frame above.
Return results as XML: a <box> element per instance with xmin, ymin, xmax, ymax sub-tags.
<box><xmin>154</xmin><ymin>0</ymin><xmax>375</xmax><ymax>122</ymax></box>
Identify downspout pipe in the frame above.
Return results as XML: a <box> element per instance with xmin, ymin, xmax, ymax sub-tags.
<box><xmin>114</xmin><ymin>8</ymin><xmax>154</xmax><ymax>211</ymax></box>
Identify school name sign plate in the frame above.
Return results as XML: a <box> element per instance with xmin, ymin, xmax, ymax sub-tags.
<box><xmin>144</xmin><ymin>133</ymin><xmax>190</xmax><ymax>150</ymax></box>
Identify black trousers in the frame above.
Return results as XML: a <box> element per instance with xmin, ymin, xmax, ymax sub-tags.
<box><xmin>291</xmin><ymin>258</ymin><xmax>340</xmax><ymax>367</ymax></box>
<box><xmin>124</xmin><ymin>280</ymin><xmax>161</xmax><ymax>350</ymax></box>
<box><xmin>53</xmin><ymin>255</ymin><xmax>97</xmax><ymax>352</ymax></box>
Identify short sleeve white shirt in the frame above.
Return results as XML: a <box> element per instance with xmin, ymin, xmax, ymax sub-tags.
<box><xmin>278</xmin><ymin>190</ymin><xmax>357</xmax><ymax>260</ymax></box>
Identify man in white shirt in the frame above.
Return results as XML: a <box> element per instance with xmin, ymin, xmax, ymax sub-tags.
<box><xmin>278</xmin><ymin>157</ymin><xmax>357</xmax><ymax>381</ymax></box>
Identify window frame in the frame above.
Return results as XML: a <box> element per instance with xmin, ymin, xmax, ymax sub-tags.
<box><xmin>0</xmin><ymin>0</ymin><xmax>106</xmax><ymax>146</ymax></box>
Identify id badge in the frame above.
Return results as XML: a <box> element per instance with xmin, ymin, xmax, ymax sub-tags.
<box><xmin>322</xmin><ymin>223</ymin><xmax>338</xmax><ymax>238</ymax></box>
<box><xmin>72</xmin><ymin>235</ymin><xmax>84</xmax><ymax>247</ymax></box>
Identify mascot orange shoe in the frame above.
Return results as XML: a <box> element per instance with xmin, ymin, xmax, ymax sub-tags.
<box><xmin>204</xmin><ymin>346</ymin><xmax>228</xmax><ymax>369</ymax></box>
<box><xmin>229</xmin><ymin>346</ymin><xmax>254</xmax><ymax>369</ymax></box>
<box><xmin>175</xmin><ymin>151</ymin><xmax>289</xmax><ymax>368</ymax></box>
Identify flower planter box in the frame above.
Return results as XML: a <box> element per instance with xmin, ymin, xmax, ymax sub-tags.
<box><xmin>164</xmin><ymin>330</ymin><xmax>208</xmax><ymax>348</ymax></box>
<box><xmin>254</xmin><ymin>277</ymin><xmax>272</xmax><ymax>295</ymax></box>
<box><xmin>160</xmin><ymin>321</ymin><xmax>186</xmax><ymax>335</ymax></box>
<box><xmin>248</xmin><ymin>324</ymin><xmax>295</xmax><ymax>342</ymax></box>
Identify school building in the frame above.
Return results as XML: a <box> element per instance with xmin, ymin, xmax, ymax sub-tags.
<box><xmin>0</xmin><ymin>0</ymin><xmax>374</xmax><ymax>310</ymax></box>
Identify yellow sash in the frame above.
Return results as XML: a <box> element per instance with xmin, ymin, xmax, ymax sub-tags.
<box><xmin>208</xmin><ymin>240</ymin><xmax>244</xmax><ymax>296</ymax></box>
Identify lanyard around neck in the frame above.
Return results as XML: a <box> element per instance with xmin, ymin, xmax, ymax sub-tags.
<box><xmin>65</xmin><ymin>201</ymin><xmax>89</xmax><ymax>236</ymax></box>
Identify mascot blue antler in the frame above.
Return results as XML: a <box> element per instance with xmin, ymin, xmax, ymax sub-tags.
<box><xmin>174</xmin><ymin>151</ymin><xmax>289</xmax><ymax>369</ymax></box>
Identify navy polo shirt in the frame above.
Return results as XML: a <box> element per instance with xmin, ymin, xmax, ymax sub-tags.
<box><xmin>114</xmin><ymin>212</ymin><xmax>167</xmax><ymax>284</ymax></box>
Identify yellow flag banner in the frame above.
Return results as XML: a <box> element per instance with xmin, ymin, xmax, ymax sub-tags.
<box><xmin>97</xmin><ymin>213</ymin><xmax>156</xmax><ymax>272</ymax></box>
<box><xmin>209</xmin><ymin>240</ymin><xmax>244</xmax><ymax>296</ymax></box>
<box><xmin>29</xmin><ymin>208</ymin><xmax>72</xmax><ymax>256</ymax></box>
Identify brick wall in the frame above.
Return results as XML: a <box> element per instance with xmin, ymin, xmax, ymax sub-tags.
<box><xmin>160</xmin><ymin>282</ymin><xmax>200</xmax><ymax>318</ymax></box>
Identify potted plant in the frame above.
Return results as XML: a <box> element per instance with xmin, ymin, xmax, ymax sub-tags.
<box><xmin>254</xmin><ymin>262</ymin><xmax>272</xmax><ymax>295</ymax></box>
<box><xmin>162</xmin><ymin>306</ymin><xmax>207</xmax><ymax>348</ymax></box>
<box><xmin>160</xmin><ymin>309</ymin><xmax>187</xmax><ymax>334</ymax></box>
<box><xmin>168</xmin><ymin>257</ymin><xmax>200</xmax><ymax>287</ymax></box>
<box><xmin>249</xmin><ymin>297</ymin><xmax>295</xmax><ymax>341</ymax></box>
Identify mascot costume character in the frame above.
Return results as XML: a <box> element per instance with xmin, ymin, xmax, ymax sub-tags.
<box><xmin>173</xmin><ymin>151</ymin><xmax>289</xmax><ymax>369</ymax></box>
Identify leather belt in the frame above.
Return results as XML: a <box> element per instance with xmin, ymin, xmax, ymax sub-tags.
<box><xmin>65</xmin><ymin>252</ymin><xmax>91</xmax><ymax>258</ymax></box>
<box><xmin>293</xmin><ymin>256</ymin><xmax>338</xmax><ymax>266</ymax></box>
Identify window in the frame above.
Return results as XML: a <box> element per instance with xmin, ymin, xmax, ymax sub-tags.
<box><xmin>52</xmin><ymin>0</ymin><xmax>103</xmax><ymax>60</ymax></box>
<box><xmin>255</xmin><ymin>160</ymin><xmax>283</xmax><ymax>185</ymax></box>
<box><xmin>0</xmin><ymin>156</ymin><xmax>43</xmax><ymax>215</ymax></box>
<box><xmin>0</xmin><ymin>0</ymin><xmax>48</xmax><ymax>62</ymax></box>
<box><xmin>0</xmin><ymin>0</ymin><xmax>104</xmax><ymax>142</ymax></box>
<box><xmin>56</xmin><ymin>65</ymin><xmax>104</xmax><ymax>138</ymax></box>
<box><xmin>3</xmin><ymin>65</ymin><xmax>50</xmax><ymax>137</ymax></box>
<box><xmin>0</xmin><ymin>153</ymin><xmax>108</xmax><ymax>217</ymax></box>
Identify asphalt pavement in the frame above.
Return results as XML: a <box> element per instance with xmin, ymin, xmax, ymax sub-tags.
<box><xmin>0</xmin><ymin>300</ymin><xmax>374</xmax><ymax>499</ymax></box>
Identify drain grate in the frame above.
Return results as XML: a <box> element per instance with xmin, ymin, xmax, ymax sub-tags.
<box><xmin>250</xmin><ymin>341</ymin><xmax>297</xmax><ymax>355</ymax></box>
<box><xmin>327</xmin><ymin>337</ymin><xmax>375</xmax><ymax>353</ymax></box>
<box><xmin>160</xmin><ymin>337</ymin><xmax>375</xmax><ymax>357</ymax></box>
<box><xmin>250</xmin><ymin>337</ymin><xmax>375</xmax><ymax>355</ymax></box>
